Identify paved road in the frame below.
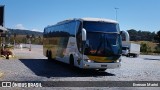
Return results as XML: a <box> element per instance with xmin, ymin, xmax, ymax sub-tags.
<box><xmin>0</xmin><ymin>45</ymin><xmax>160</xmax><ymax>90</ymax></box>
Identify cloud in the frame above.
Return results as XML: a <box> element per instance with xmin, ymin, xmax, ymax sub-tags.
<box><xmin>14</xmin><ymin>24</ymin><xmax>42</xmax><ymax>32</ymax></box>
<box><xmin>32</xmin><ymin>29</ymin><xmax>41</xmax><ymax>32</ymax></box>
<box><xmin>15</xmin><ymin>24</ymin><xmax>27</xmax><ymax>30</ymax></box>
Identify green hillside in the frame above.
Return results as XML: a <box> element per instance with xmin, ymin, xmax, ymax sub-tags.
<box><xmin>7</xmin><ymin>28</ymin><xmax>43</xmax><ymax>36</ymax></box>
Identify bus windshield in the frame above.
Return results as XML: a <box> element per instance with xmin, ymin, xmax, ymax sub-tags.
<box><xmin>83</xmin><ymin>21</ymin><xmax>120</xmax><ymax>33</ymax></box>
<box><xmin>83</xmin><ymin>21</ymin><xmax>122</xmax><ymax>57</ymax></box>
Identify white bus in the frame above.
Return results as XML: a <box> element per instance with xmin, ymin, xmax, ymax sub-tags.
<box><xmin>43</xmin><ymin>18</ymin><xmax>122</xmax><ymax>71</ymax></box>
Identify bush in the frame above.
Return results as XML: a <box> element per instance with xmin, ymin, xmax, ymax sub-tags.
<box><xmin>140</xmin><ymin>43</ymin><xmax>147</xmax><ymax>52</ymax></box>
<box><xmin>154</xmin><ymin>45</ymin><xmax>160</xmax><ymax>53</ymax></box>
<box><xmin>140</xmin><ymin>43</ymin><xmax>152</xmax><ymax>53</ymax></box>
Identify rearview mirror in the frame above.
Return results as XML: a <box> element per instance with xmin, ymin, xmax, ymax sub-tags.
<box><xmin>82</xmin><ymin>28</ymin><xmax>87</xmax><ymax>41</ymax></box>
<box><xmin>121</xmin><ymin>30</ymin><xmax>130</xmax><ymax>42</ymax></box>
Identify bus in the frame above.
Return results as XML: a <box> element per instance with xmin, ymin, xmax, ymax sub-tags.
<box><xmin>43</xmin><ymin>18</ymin><xmax>122</xmax><ymax>71</ymax></box>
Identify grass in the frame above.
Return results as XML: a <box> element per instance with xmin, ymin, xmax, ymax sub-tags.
<box><xmin>130</xmin><ymin>41</ymin><xmax>160</xmax><ymax>55</ymax></box>
<box><xmin>131</xmin><ymin>41</ymin><xmax>158</xmax><ymax>52</ymax></box>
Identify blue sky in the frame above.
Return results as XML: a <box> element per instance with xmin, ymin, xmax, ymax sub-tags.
<box><xmin>1</xmin><ymin>0</ymin><xmax>160</xmax><ymax>32</ymax></box>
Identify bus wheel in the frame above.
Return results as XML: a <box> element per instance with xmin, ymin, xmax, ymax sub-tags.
<box><xmin>48</xmin><ymin>51</ymin><xmax>52</xmax><ymax>60</ymax></box>
<box><xmin>69</xmin><ymin>54</ymin><xmax>74</xmax><ymax>66</ymax></box>
<box><xmin>98</xmin><ymin>69</ymin><xmax>106</xmax><ymax>72</ymax></box>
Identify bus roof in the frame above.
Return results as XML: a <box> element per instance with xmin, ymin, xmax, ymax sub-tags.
<box><xmin>45</xmin><ymin>18</ymin><xmax>118</xmax><ymax>28</ymax></box>
<box><xmin>57</xmin><ymin>18</ymin><xmax>118</xmax><ymax>24</ymax></box>
<box><xmin>81</xmin><ymin>18</ymin><xmax>118</xmax><ymax>23</ymax></box>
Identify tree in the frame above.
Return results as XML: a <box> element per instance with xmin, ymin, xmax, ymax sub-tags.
<box><xmin>14</xmin><ymin>33</ymin><xmax>17</xmax><ymax>47</ymax></box>
<box><xmin>38</xmin><ymin>36</ymin><xmax>42</xmax><ymax>44</ymax></box>
<box><xmin>26</xmin><ymin>34</ymin><xmax>30</xmax><ymax>43</ymax></box>
<box><xmin>126</xmin><ymin>29</ymin><xmax>156</xmax><ymax>41</ymax></box>
<box><xmin>32</xmin><ymin>34</ymin><xmax>35</xmax><ymax>39</ymax></box>
<box><xmin>31</xmin><ymin>34</ymin><xmax>35</xmax><ymax>43</ymax></box>
<box><xmin>127</xmin><ymin>29</ymin><xmax>138</xmax><ymax>41</ymax></box>
<box><xmin>26</xmin><ymin>34</ymin><xmax>30</xmax><ymax>39</ymax></box>
<box><xmin>154</xmin><ymin>30</ymin><xmax>160</xmax><ymax>44</ymax></box>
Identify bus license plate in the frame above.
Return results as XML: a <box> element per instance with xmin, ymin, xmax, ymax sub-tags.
<box><xmin>101</xmin><ymin>65</ymin><xmax>107</xmax><ymax>67</ymax></box>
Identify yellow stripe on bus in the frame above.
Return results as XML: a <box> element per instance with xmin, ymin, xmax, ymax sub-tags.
<box><xmin>87</xmin><ymin>56</ymin><xmax>115</xmax><ymax>63</ymax></box>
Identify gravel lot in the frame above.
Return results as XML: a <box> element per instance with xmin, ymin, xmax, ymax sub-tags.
<box><xmin>0</xmin><ymin>44</ymin><xmax>160</xmax><ymax>90</ymax></box>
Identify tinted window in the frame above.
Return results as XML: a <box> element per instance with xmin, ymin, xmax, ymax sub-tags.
<box><xmin>84</xmin><ymin>32</ymin><xmax>122</xmax><ymax>56</ymax></box>
<box><xmin>83</xmin><ymin>21</ymin><xmax>119</xmax><ymax>32</ymax></box>
<box><xmin>44</xmin><ymin>20</ymin><xmax>80</xmax><ymax>37</ymax></box>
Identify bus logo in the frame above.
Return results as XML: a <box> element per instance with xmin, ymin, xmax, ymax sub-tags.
<box><xmin>2</xmin><ymin>82</ymin><xmax>12</xmax><ymax>87</ymax></box>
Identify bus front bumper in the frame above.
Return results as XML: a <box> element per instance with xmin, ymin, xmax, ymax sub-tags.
<box><xmin>82</xmin><ymin>61</ymin><xmax>121</xmax><ymax>69</ymax></box>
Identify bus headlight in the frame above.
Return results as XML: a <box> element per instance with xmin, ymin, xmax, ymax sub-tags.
<box><xmin>115</xmin><ymin>58</ymin><xmax>121</xmax><ymax>62</ymax></box>
<box><xmin>84</xmin><ymin>59</ymin><xmax>95</xmax><ymax>63</ymax></box>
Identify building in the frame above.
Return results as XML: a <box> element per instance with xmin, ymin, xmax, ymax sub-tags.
<box><xmin>0</xmin><ymin>5</ymin><xmax>8</xmax><ymax>51</ymax></box>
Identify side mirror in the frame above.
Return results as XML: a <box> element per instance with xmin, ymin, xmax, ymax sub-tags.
<box><xmin>82</xmin><ymin>28</ymin><xmax>87</xmax><ymax>41</ymax></box>
<box><xmin>121</xmin><ymin>30</ymin><xmax>130</xmax><ymax>42</ymax></box>
<box><xmin>120</xmin><ymin>31</ymin><xmax>123</xmax><ymax>35</ymax></box>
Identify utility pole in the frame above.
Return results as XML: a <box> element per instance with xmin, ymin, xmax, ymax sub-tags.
<box><xmin>29</xmin><ymin>38</ymin><xmax>31</xmax><ymax>51</ymax></box>
<box><xmin>115</xmin><ymin>8</ymin><xmax>119</xmax><ymax>21</ymax></box>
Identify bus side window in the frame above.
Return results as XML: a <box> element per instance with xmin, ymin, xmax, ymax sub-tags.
<box><xmin>76</xmin><ymin>22</ymin><xmax>82</xmax><ymax>52</ymax></box>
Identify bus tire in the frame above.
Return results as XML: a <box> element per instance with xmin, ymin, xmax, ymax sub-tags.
<box><xmin>69</xmin><ymin>54</ymin><xmax>74</xmax><ymax>66</ymax></box>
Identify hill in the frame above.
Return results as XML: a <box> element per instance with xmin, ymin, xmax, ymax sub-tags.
<box><xmin>7</xmin><ymin>28</ymin><xmax>43</xmax><ymax>36</ymax></box>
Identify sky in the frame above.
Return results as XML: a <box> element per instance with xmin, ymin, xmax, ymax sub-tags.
<box><xmin>0</xmin><ymin>0</ymin><xmax>160</xmax><ymax>32</ymax></box>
